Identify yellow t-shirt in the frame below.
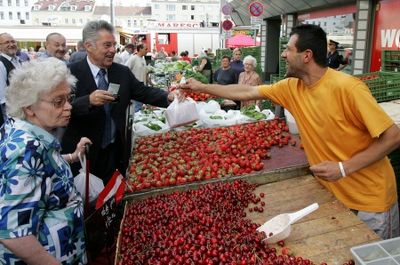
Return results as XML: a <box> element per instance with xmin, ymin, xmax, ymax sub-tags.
<box><xmin>258</xmin><ymin>68</ymin><xmax>397</xmax><ymax>212</ymax></box>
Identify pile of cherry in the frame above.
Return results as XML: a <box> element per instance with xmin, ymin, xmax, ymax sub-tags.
<box><xmin>128</xmin><ymin>119</ymin><xmax>292</xmax><ymax>191</ymax></box>
<box><xmin>118</xmin><ymin>180</ymin><xmax>354</xmax><ymax>264</ymax></box>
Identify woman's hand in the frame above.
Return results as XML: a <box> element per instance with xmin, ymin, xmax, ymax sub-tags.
<box><xmin>71</xmin><ymin>137</ymin><xmax>92</xmax><ymax>162</ymax></box>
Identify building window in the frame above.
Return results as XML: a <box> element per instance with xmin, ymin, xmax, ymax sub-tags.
<box><xmin>140</xmin><ymin>20</ymin><xmax>143</xmax><ymax>26</ymax></box>
<box><xmin>79</xmin><ymin>18</ymin><xmax>83</xmax><ymax>24</ymax></box>
<box><xmin>0</xmin><ymin>0</ymin><xmax>3</xmax><ymax>6</ymax></box>
<box><xmin>127</xmin><ymin>19</ymin><xmax>131</xmax><ymax>27</ymax></box>
<box><xmin>65</xmin><ymin>18</ymin><xmax>68</xmax><ymax>24</ymax></box>
<box><xmin>33</xmin><ymin>5</ymin><xmax>39</xmax><ymax>10</ymax></box>
<box><xmin>133</xmin><ymin>20</ymin><xmax>137</xmax><ymax>26</ymax></box>
<box><xmin>0</xmin><ymin>12</ymin><xmax>3</xmax><ymax>20</ymax></box>
<box><xmin>8</xmin><ymin>11</ymin><xmax>12</xmax><ymax>19</ymax></box>
<box><xmin>48</xmin><ymin>5</ymin><xmax>55</xmax><ymax>11</ymax></box>
<box><xmin>154</xmin><ymin>4</ymin><xmax>159</xmax><ymax>9</ymax></box>
<box><xmin>16</xmin><ymin>0</ymin><xmax>19</xmax><ymax>6</ymax></box>
<box><xmin>191</xmin><ymin>5</ymin><xmax>195</xmax><ymax>10</ymax></box>
<box><xmin>191</xmin><ymin>15</ymin><xmax>194</xmax><ymax>20</ymax></box>
<box><xmin>84</xmin><ymin>5</ymin><xmax>91</xmax><ymax>11</ymax></box>
<box><xmin>72</xmin><ymin>18</ymin><xmax>76</xmax><ymax>24</ymax></box>
<box><xmin>24</xmin><ymin>0</ymin><xmax>28</xmax><ymax>6</ymax></box>
<box><xmin>8</xmin><ymin>0</ymin><xmax>11</xmax><ymax>6</ymax></box>
<box><xmin>166</xmin><ymin>4</ymin><xmax>175</xmax><ymax>11</ymax></box>
<box><xmin>182</xmin><ymin>5</ymin><xmax>187</xmax><ymax>10</ymax></box>
<box><xmin>70</xmin><ymin>5</ymin><xmax>76</xmax><ymax>11</ymax></box>
<box><xmin>166</xmin><ymin>14</ymin><xmax>175</xmax><ymax>21</ymax></box>
<box><xmin>17</xmin><ymin>11</ymin><xmax>20</xmax><ymax>19</ymax></box>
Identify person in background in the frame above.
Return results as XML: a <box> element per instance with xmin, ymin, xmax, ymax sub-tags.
<box><xmin>62</xmin><ymin>20</ymin><xmax>184</xmax><ymax>184</ymax></box>
<box><xmin>69</xmin><ymin>40</ymin><xmax>87</xmax><ymax>63</ymax></box>
<box><xmin>0</xmin><ymin>57</ymin><xmax>91</xmax><ymax>265</ymax></box>
<box><xmin>180</xmin><ymin>51</ymin><xmax>191</xmax><ymax>63</ymax></box>
<box><xmin>38</xmin><ymin>32</ymin><xmax>67</xmax><ymax>62</ymax></box>
<box><xmin>125</xmin><ymin>43</ymin><xmax>149</xmax><ymax>112</ymax></box>
<box><xmin>239</xmin><ymin>55</ymin><xmax>262</xmax><ymax>109</ymax></box>
<box><xmin>156</xmin><ymin>47</ymin><xmax>168</xmax><ymax>60</ymax></box>
<box><xmin>197</xmin><ymin>51</ymin><xmax>212</xmax><ymax>83</ymax></box>
<box><xmin>170</xmin><ymin>51</ymin><xmax>179</xmax><ymax>62</ymax></box>
<box><xmin>28</xmin><ymin>47</ymin><xmax>37</xmax><ymax>60</ymax></box>
<box><xmin>214</xmin><ymin>55</ymin><xmax>237</xmax><ymax>85</ymax></box>
<box><xmin>182</xmin><ymin>24</ymin><xmax>400</xmax><ymax>239</ymax></box>
<box><xmin>0</xmin><ymin>33</ymin><xmax>21</xmax><ymax>124</ymax></box>
<box><xmin>16</xmin><ymin>48</ymin><xmax>30</xmax><ymax>62</ymax></box>
<box><xmin>231</xmin><ymin>48</ymin><xmax>244</xmax><ymax>76</ymax></box>
<box><xmin>327</xmin><ymin>39</ymin><xmax>348</xmax><ymax>71</ymax></box>
<box><xmin>119</xmin><ymin>43</ymin><xmax>135</xmax><ymax>65</ymax></box>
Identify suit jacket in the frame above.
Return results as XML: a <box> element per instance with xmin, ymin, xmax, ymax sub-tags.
<box><xmin>62</xmin><ymin>60</ymin><xmax>169</xmax><ymax>175</ymax></box>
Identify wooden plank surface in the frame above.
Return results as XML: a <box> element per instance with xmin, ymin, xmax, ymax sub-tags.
<box><xmin>248</xmin><ymin>175</ymin><xmax>380</xmax><ymax>265</ymax></box>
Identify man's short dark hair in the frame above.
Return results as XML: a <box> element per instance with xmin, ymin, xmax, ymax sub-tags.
<box><xmin>136</xmin><ymin>43</ymin><xmax>145</xmax><ymax>51</ymax></box>
<box><xmin>222</xmin><ymin>55</ymin><xmax>231</xmax><ymax>61</ymax></box>
<box><xmin>125</xmin><ymin>43</ymin><xmax>135</xmax><ymax>50</ymax></box>
<box><xmin>290</xmin><ymin>24</ymin><xmax>328</xmax><ymax>67</ymax></box>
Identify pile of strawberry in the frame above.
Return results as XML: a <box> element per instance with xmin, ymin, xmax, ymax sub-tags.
<box><xmin>128</xmin><ymin>119</ymin><xmax>292</xmax><ymax>191</ymax></box>
<box><xmin>118</xmin><ymin>180</ymin><xmax>353</xmax><ymax>264</ymax></box>
<box><xmin>183</xmin><ymin>90</ymin><xmax>213</xmax><ymax>101</ymax></box>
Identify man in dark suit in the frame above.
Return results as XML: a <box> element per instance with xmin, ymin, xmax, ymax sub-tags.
<box><xmin>62</xmin><ymin>20</ymin><xmax>180</xmax><ymax>183</ymax></box>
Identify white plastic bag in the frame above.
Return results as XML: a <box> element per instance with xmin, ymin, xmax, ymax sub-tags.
<box><xmin>165</xmin><ymin>97</ymin><xmax>199</xmax><ymax>128</ymax></box>
<box><xmin>74</xmin><ymin>153</ymin><xmax>104</xmax><ymax>203</ymax></box>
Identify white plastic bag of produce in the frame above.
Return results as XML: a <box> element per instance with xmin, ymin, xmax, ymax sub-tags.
<box><xmin>74</xmin><ymin>153</ymin><xmax>104</xmax><ymax>204</ymax></box>
<box><xmin>165</xmin><ymin>97</ymin><xmax>199</xmax><ymax>128</ymax></box>
<box><xmin>196</xmin><ymin>100</ymin><xmax>221</xmax><ymax>114</ymax></box>
<box><xmin>134</xmin><ymin>120</ymin><xmax>168</xmax><ymax>137</ymax></box>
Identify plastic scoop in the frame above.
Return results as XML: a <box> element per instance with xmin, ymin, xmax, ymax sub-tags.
<box><xmin>256</xmin><ymin>203</ymin><xmax>319</xmax><ymax>243</ymax></box>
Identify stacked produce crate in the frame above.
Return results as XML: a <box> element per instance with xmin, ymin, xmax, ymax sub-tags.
<box><xmin>355</xmin><ymin>71</ymin><xmax>400</xmax><ymax>103</ymax></box>
<box><xmin>382</xmin><ymin>50</ymin><xmax>400</xmax><ymax>72</ymax></box>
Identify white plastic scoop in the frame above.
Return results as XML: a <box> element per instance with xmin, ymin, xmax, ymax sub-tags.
<box><xmin>256</xmin><ymin>203</ymin><xmax>319</xmax><ymax>243</ymax></box>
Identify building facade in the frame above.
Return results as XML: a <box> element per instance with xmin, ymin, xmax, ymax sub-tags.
<box><xmin>0</xmin><ymin>0</ymin><xmax>36</xmax><ymax>25</ymax></box>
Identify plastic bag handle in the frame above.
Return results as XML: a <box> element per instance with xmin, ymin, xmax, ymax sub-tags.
<box><xmin>78</xmin><ymin>152</ymin><xmax>86</xmax><ymax>172</ymax></box>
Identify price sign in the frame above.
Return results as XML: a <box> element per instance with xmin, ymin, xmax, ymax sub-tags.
<box><xmin>249</xmin><ymin>2</ymin><xmax>264</xmax><ymax>17</ymax></box>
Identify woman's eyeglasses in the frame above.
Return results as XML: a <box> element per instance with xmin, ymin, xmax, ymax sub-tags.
<box><xmin>40</xmin><ymin>94</ymin><xmax>75</xmax><ymax>108</ymax></box>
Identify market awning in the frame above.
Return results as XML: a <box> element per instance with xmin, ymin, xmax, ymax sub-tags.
<box><xmin>226</xmin><ymin>34</ymin><xmax>260</xmax><ymax>48</ymax></box>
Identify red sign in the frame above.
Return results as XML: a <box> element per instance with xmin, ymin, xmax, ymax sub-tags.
<box><xmin>370</xmin><ymin>0</ymin><xmax>400</xmax><ymax>71</ymax></box>
<box><xmin>249</xmin><ymin>2</ymin><xmax>264</xmax><ymax>17</ymax></box>
<box><xmin>222</xmin><ymin>20</ymin><xmax>233</xmax><ymax>31</ymax></box>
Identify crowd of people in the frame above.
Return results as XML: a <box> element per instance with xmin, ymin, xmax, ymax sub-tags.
<box><xmin>0</xmin><ymin>20</ymin><xmax>399</xmax><ymax>265</ymax></box>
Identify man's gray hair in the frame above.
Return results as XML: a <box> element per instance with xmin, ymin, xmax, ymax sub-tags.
<box><xmin>6</xmin><ymin>57</ymin><xmax>76</xmax><ymax>119</ymax></box>
<box><xmin>82</xmin><ymin>20</ymin><xmax>114</xmax><ymax>45</ymax></box>
<box><xmin>243</xmin><ymin>55</ymin><xmax>257</xmax><ymax>68</ymax></box>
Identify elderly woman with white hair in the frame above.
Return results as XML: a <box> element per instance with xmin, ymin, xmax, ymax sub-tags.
<box><xmin>238</xmin><ymin>55</ymin><xmax>262</xmax><ymax>108</ymax></box>
<box><xmin>0</xmin><ymin>57</ymin><xmax>91</xmax><ymax>265</ymax></box>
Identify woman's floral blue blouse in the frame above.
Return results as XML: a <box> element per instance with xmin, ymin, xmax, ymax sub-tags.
<box><xmin>0</xmin><ymin>119</ymin><xmax>87</xmax><ymax>265</ymax></box>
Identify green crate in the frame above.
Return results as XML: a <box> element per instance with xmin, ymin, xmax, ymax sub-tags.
<box><xmin>354</xmin><ymin>71</ymin><xmax>400</xmax><ymax>102</ymax></box>
<box><xmin>382</xmin><ymin>50</ymin><xmax>400</xmax><ymax>72</ymax></box>
<box><xmin>270</xmin><ymin>74</ymin><xmax>283</xmax><ymax>84</ymax></box>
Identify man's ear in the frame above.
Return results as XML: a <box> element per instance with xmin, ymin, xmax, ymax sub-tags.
<box><xmin>303</xmin><ymin>49</ymin><xmax>313</xmax><ymax>63</ymax></box>
<box><xmin>84</xmin><ymin>41</ymin><xmax>93</xmax><ymax>52</ymax></box>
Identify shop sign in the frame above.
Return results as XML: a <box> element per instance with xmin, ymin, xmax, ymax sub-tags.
<box><xmin>148</xmin><ymin>21</ymin><xmax>201</xmax><ymax>29</ymax></box>
<box><xmin>233</xmin><ymin>29</ymin><xmax>255</xmax><ymax>36</ymax></box>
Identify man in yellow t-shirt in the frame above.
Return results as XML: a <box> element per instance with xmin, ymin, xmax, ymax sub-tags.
<box><xmin>181</xmin><ymin>24</ymin><xmax>400</xmax><ymax>239</ymax></box>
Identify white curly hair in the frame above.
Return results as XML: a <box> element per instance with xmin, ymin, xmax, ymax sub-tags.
<box><xmin>6</xmin><ymin>57</ymin><xmax>76</xmax><ymax>119</ymax></box>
